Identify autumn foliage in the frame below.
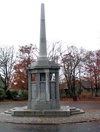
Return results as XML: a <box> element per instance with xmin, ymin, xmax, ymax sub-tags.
<box><xmin>11</xmin><ymin>44</ymin><xmax>36</xmax><ymax>90</ymax></box>
<box><xmin>0</xmin><ymin>42</ymin><xmax>99</xmax><ymax>98</ymax></box>
<box><xmin>84</xmin><ymin>50</ymin><xmax>100</xmax><ymax>96</ymax></box>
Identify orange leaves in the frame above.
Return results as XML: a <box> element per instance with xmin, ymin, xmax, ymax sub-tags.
<box><xmin>11</xmin><ymin>44</ymin><xmax>37</xmax><ymax>90</ymax></box>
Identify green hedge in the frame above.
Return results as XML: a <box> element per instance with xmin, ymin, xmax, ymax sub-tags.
<box><xmin>6</xmin><ymin>89</ymin><xmax>28</xmax><ymax>100</ymax></box>
<box><xmin>0</xmin><ymin>89</ymin><xmax>6</xmax><ymax>100</ymax></box>
<box><xmin>6</xmin><ymin>90</ymin><xmax>19</xmax><ymax>99</ymax></box>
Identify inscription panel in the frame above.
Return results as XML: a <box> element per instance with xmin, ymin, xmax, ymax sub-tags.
<box><xmin>32</xmin><ymin>83</ymin><xmax>36</xmax><ymax>100</ymax></box>
<box><xmin>50</xmin><ymin>82</ymin><xmax>56</xmax><ymax>99</ymax></box>
<box><xmin>40</xmin><ymin>82</ymin><xmax>46</xmax><ymax>100</ymax></box>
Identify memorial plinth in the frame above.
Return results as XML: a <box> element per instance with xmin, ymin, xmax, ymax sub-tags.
<box><xmin>28</xmin><ymin>61</ymin><xmax>60</xmax><ymax>110</ymax></box>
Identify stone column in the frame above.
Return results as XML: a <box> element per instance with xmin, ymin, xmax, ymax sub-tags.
<box><xmin>45</xmin><ymin>70</ymin><xmax>50</xmax><ymax>101</ymax></box>
<box><xmin>55</xmin><ymin>71</ymin><xmax>60</xmax><ymax>100</ymax></box>
<box><xmin>28</xmin><ymin>71</ymin><xmax>32</xmax><ymax>108</ymax></box>
<box><xmin>36</xmin><ymin>73</ymin><xmax>40</xmax><ymax>101</ymax></box>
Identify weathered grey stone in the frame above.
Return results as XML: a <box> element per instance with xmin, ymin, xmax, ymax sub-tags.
<box><xmin>12</xmin><ymin>109</ymin><xmax>71</xmax><ymax>117</ymax></box>
<box><xmin>27</xmin><ymin>3</ymin><xmax>60</xmax><ymax>110</ymax></box>
<box><xmin>11</xmin><ymin>105</ymin><xmax>84</xmax><ymax>117</ymax></box>
<box><xmin>11</xmin><ymin>3</ymin><xmax>85</xmax><ymax>117</ymax></box>
<box><xmin>38</xmin><ymin>3</ymin><xmax>48</xmax><ymax>61</ymax></box>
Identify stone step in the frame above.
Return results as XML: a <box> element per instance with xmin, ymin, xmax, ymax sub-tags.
<box><xmin>70</xmin><ymin>108</ymin><xmax>80</xmax><ymax>112</ymax></box>
<box><xmin>5</xmin><ymin>109</ymin><xmax>15</xmax><ymax>114</ymax></box>
<box><xmin>71</xmin><ymin>109</ymin><xmax>85</xmax><ymax>115</ymax></box>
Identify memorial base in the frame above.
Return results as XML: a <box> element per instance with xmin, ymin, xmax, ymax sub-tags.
<box><xmin>5</xmin><ymin>106</ymin><xmax>84</xmax><ymax>117</ymax></box>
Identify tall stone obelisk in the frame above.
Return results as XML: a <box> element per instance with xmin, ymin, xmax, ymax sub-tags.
<box><xmin>38</xmin><ymin>3</ymin><xmax>48</xmax><ymax>61</ymax></box>
<box><xmin>27</xmin><ymin>3</ymin><xmax>60</xmax><ymax>110</ymax></box>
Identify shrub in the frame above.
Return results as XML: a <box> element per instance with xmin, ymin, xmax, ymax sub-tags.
<box><xmin>65</xmin><ymin>89</ymin><xmax>73</xmax><ymax>98</ymax></box>
<box><xmin>19</xmin><ymin>90</ymin><xmax>28</xmax><ymax>100</ymax></box>
<box><xmin>80</xmin><ymin>92</ymin><xmax>93</xmax><ymax>99</ymax></box>
<box><xmin>6</xmin><ymin>90</ymin><xmax>12</xmax><ymax>99</ymax></box>
<box><xmin>11</xmin><ymin>90</ymin><xmax>19</xmax><ymax>99</ymax></box>
<box><xmin>0</xmin><ymin>89</ymin><xmax>6</xmax><ymax>100</ymax></box>
<box><xmin>6</xmin><ymin>90</ymin><xmax>19</xmax><ymax>99</ymax></box>
<box><xmin>77</xmin><ymin>89</ymin><xmax>83</xmax><ymax>96</ymax></box>
<box><xmin>60</xmin><ymin>93</ymin><xmax>66</xmax><ymax>98</ymax></box>
<box><xmin>6</xmin><ymin>89</ymin><xmax>28</xmax><ymax>100</ymax></box>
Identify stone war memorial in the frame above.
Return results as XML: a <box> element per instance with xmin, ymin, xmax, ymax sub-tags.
<box><xmin>28</xmin><ymin>3</ymin><xmax>60</xmax><ymax>110</ymax></box>
<box><xmin>7</xmin><ymin>3</ymin><xmax>84</xmax><ymax>117</ymax></box>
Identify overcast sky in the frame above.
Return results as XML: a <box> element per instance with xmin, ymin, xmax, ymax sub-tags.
<box><xmin>0</xmin><ymin>0</ymin><xmax>100</xmax><ymax>50</ymax></box>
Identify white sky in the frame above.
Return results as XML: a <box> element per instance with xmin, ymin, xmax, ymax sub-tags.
<box><xmin>0</xmin><ymin>0</ymin><xmax>100</xmax><ymax>50</ymax></box>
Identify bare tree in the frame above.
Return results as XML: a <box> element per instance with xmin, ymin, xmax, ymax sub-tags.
<box><xmin>47</xmin><ymin>41</ymin><xmax>62</xmax><ymax>62</ymax></box>
<box><xmin>61</xmin><ymin>45</ymin><xmax>85</xmax><ymax>100</ymax></box>
<box><xmin>47</xmin><ymin>41</ymin><xmax>65</xmax><ymax>83</ymax></box>
<box><xmin>84</xmin><ymin>50</ymin><xmax>100</xmax><ymax>96</ymax></box>
<box><xmin>0</xmin><ymin>46</ymin><xmax>15</xmax><ymax>91</ymax></box>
